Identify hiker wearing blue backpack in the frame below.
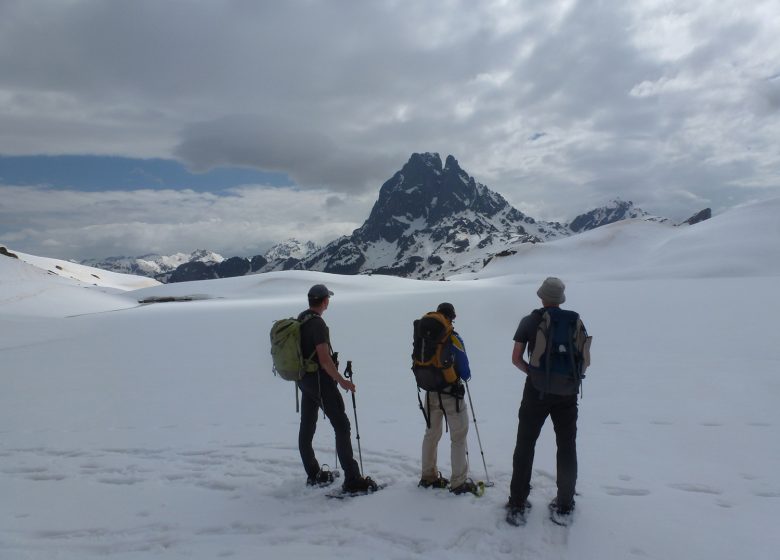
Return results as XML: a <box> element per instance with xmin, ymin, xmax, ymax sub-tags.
<box><xmin>296</xmin><ymin>284</ymin><xmax>378</xmax><ymax>493</ymax></box>
<box><xmin>417</xmin><ymin>303</ymin><xmax>479</xmax><ymax>495</ymax></box>
<box><xmin>506</xmin><ymin>277</ymin><xmax>592</xmax><ymax>526</ymax></box>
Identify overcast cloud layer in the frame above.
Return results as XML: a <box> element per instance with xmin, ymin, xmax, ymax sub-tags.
<box><xmin>2</xmin><ymin>0</ymin><xmax>779</xmax><ymax>260</ymax></box>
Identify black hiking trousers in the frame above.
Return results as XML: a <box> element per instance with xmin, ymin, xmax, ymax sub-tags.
<box><xmin>297</xmin><ymin>370</ymin><xmax>361</xmax><ymax>483</ymax></box>
<box><xmin>509</xmin><ymin>378</ymin><xmax>578</xmax><ymax>507</ymax></box>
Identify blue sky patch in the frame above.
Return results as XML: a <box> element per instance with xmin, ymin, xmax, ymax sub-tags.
<box><xmin>0</xmin><ymin>155</ymin><xmax>292</xmax><ymax>192</ymax></box>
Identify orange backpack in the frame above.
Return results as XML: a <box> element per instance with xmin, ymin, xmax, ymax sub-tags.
<box><xmin>411</xmin><ymin>311</ymin><xmax>458</xmax><ymax>391</ymax></box>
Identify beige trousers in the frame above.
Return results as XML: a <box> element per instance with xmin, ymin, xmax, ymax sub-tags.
<box><xmin>421</xmin><ymin>391</ymin><xmax>470</xmax><ymax>488</ymax></box>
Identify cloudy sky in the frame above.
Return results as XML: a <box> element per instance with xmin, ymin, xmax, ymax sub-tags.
<box><xmin>2</xmin><ymin>0</ymin><xmax>779</xmax><ymax>261</ymax></box>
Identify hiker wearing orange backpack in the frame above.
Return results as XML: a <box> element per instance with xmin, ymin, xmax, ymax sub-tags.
<box><xmin>414</xmin><ymin>303</ymin><xmax>478</xmax><ymax>495</ymax></box>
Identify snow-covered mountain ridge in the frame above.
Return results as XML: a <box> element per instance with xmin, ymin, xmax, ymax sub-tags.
<box><xmin>289</xmin><ymin>153</ymin><xmax>695</xmax><ymax>279</ymax></box>
<box><xmin>82</xmin><ymin>249</ymin><xmax>224</xmax><ymax>282</ymax></box>
<box><xmin>77</xmin><ymin>152</ymin><xmax>706</xmax><ymax>282</ymax></box>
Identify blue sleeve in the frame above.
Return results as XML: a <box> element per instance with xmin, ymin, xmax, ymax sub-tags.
<box><xmin>451</xmin><ymin>332</ymin><xmax>471</xmax><ymax>381</ymax></box>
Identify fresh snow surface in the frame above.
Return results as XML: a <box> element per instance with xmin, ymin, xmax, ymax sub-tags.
<box><xmin>2</xmin><ymin>198</ymin><xmax>780</xmax><ymax>559</ymax></box>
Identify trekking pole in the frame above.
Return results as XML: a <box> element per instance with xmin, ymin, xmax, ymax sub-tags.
<box><xmin>333</xmin><ymin>352</ymin><xmax>340</xmax><ymax>472</ymax></box>
<box><xmin>465</xmin><ymin>381</ymin><xmax>493</xmax><ymax>487</ymax></box>
<box><xmin>343</xmin><ymin>360</ymin><xmax>363</xmax><ymax>476</ymax></box>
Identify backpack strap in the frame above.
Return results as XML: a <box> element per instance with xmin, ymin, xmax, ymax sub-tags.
<box><xmin>417</xmin><ymin>389</ymin><xmax>453</xmax><ymax>432</ymax></box>
<box><xmin>298</xmin><ymin>312</ymin><xmax>325</xmax><ymax>369</ymax></box>
<box><xmin>438</xmin><ymin>391</ymin><xmax>449</xmax><ymax>433</ymax></box>
<box><xmin>527</xmin><ymin>309</ymin><xmax>545</xmax><ymax>360</ymax></box>
<box><xmin>418</xmin><ymin>387</ymin><xmax>431</xmax><ymax>429</ymax></box>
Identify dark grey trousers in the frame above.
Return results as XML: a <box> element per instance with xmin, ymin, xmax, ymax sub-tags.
<box><xmin>297</xmin><ymin>371</ymin><xmax>361</xmax><ymax>482</ymax></box>
<box><xmin>509</xmin><ymin>378</ymin><xmax>578</xmax><ymax>507</ymax></box>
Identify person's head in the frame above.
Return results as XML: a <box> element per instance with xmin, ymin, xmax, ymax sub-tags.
<box><xmin>436</xmin><ymin>302</ymin><xmax>456</xmax><ymax>322</ymax></box>
<box><xmin>536</xmin><ymin>277</ymin><xmax>565</xmax><ymax>307</ymax></box>
<box><xmin>308</xmin><ymin>284</ymin><xmax>334</xmax><ymax>310</ymax></box>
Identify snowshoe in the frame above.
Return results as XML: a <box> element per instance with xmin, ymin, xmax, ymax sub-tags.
<box><xmin>419</xmin><ymin>471</ymin><xmax>449</xmax><ymax>489</ymax></box>
<box><xmin>306</xmin><ymin>465</ymin><xmax>337</xmax><ymax>488</ymax></box>
<box><xmin>327</xmin><ymin>476</ymin><xmax>383</xmax><ymax>499</ymax></box>
<box><xmin>548</xmin><ymin>497</ymin><xmax>575</xmax><ymax>526</ymax></box>
<box><xmin>505</xmin><ymin>499</ymin><xmax>532</xmax><ymax>527</ymax></box>
<box><xmin>450</xmin><ymin>478</ymin><xmax>485</xmax><ymax>497</ymax></box>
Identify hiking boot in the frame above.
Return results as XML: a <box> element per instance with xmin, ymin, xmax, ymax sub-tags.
<box><xmin>549</xmin><ymin>497</ymin><xmax>575</xmax><ymax>525</ymax></box>
<box><xmin>418</xmin><ymin>471</ymin><xmax>449</xmax><ymax>489</ymax></box>
<box><xmin>505</xmin><ymin>499</ymin><xmax>532</xmax><ymax>527</ymax></box>
<box><xmin>342</xmin><ymin>475</ymin><xmax>379</xmax><ymax>493</ymax></box>
<box><xmin>450</xmin><ymin>479</ymin><xmax>480</xmax><ymax>495</ymax></box>
<box><xmin>306</xmin><ymin>466</ymin><xmax>335</xmax><ymax>487</ymax></box>
<box><xmin>549</xmin><ymin>497</ymin><xmax>575</xmax><ymax>514</ymax></box>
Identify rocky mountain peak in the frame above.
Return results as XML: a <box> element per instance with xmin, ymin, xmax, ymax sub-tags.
<box><xmin>361</xmin><ymin>152</ymin><xmax>502</xmax><ymax>244</ymax></box>
<box><xmin>568</xmin><ymin>198</ymin><xmax>664</xmax><ymax>232</ymax></box>
<box><xmin>296</xmin><ymin>153</ymin><xmax>568</xmax><ymax>279</ymax></box>
<box><xmin>78</xmin><ymin>153</ymin><xmax>692</xmax><ymax>283</ymax></box>
<box><xmin>263</xmin><ymin>239</ymin><xmax>320</xmax><ymax>261</ymax></box>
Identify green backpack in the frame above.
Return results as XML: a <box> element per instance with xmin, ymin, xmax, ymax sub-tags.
<box><xmin>269</xmin><ymin>315</ymin><xmax>319</xmax><ymax>381</ymax></box>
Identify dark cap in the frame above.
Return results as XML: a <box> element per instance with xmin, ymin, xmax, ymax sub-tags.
<box><xmin>308</xmin><ymin>284</ymin><xmax>334</xmax><ymax>299</ymax></box>
<box><xmin>436</xmin><ymin>302</ymin><xmax>456</xmax><ymax>320</ymax></box>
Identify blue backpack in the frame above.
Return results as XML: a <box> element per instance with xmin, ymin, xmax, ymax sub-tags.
<box><xmin>528</xmin><ymin>307</ymin><xmax>592</xmax><ymax>396</ymax></box>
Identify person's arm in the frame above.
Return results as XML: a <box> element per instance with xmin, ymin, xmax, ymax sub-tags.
<box><xmin>315</xmin><ymin>343</ymin><xmax>355</xmax><ymax>392</ymax></box>
<box><xmin>512</xmin><ymin>340</ymin><xmax>529</xmax><ymax>374</ymax></box>
<box><xmin>452</xmin><ymin>333</ymin><xmax>471</xmax><ymax>381</ymax></box>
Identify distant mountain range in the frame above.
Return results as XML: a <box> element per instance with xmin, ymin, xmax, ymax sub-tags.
<box><xmin>81</xmin><ymin>152</ymin><xmax>709</xmax><ymax>282</ymax></box>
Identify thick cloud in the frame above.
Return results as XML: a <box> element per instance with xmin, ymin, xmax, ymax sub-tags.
<box><xmin>2</xmin><ymin>0</ymin><xmax>780</xmax><ymax>258</ymax></box>
<box><xmin>0</xmin><ymin>184</ymin><xmax>371</xmax><ymax>261</ymax></box>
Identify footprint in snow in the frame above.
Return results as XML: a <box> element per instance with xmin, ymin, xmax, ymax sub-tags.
<box><xmin>668</xmin><ymin>483</ymin><xmax>722</xmax><ymax>495</ymax></box>
<box><xmin>602</xmin><ymin>485</ymin><xmax>650</xmax><ymax>497</ymax></box>
<box><xmin>753</xmin><ymin>491</ymin><xmax>780</xmax><ymax>498</ymax></box>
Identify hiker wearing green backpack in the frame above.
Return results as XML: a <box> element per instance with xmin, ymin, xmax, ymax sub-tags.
<box><xmin>295</xmin><ymin>284</ymin><xmax>378</xmax><ymax>493</ymax></box>
<box><xmin>506</xmin><ymin>278</ymin><xmax>592</xmax><ymax>527</ymax></box>
<box><xmin>415</xmin><ymin>303</ymin><xmax>478</xmax><ymax>495</ymax></box>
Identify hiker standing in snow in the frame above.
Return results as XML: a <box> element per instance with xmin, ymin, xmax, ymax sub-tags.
<box><xmin>506</xmin><ymin>277</ymin><xmax>591</xmax><ymax>526</ymax></box>
<box><xmin>418</xmin><ymin>303</ymin><xmax>478</xmax><ymax>495</ymax></box>
<box><xmin>297</xmin><ymin>284</ymin><xmax>377</xmax><ymax>492</ymax></box>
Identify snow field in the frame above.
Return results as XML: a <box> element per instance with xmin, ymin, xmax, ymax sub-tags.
<box><xmin>2</xmin><ymin>198</ymin><xmax>779</xmax><ymax>559</ymax></box>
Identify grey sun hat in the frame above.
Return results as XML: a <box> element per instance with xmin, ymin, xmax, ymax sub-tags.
<box><xmin>537</xmin><ymin>277</ymin><xmax>566</xmax><ymax>304</ymax></box>
<box><xmin>308</xmin><ymin>284</ymin><xmax>334</xmax><ymax>299</ymax></box>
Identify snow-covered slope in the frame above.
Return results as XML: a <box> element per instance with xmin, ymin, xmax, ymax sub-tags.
<box><xmin>1</xmin><ymin>198</ymin><xmax>778</xmax><ymax>559</ymax></box>
<box><xmin>0</xmin><ymin>252</ymin><xmax>151</xmax><ymax>317</ymax></box>
<box><xmin>12</xmin><ymin>250</ymin><xmax>161</xmax><ymax>290</ymax></box>
<box><xmin>466</xmin><ymin>197</ymin><xmax>780</xmax><ymax>282</ymax></box>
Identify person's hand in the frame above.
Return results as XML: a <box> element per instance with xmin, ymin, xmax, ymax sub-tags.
<box><xmin>514</xmin><ymin>360</ymin><xmax>528</xmax><ymax>374</ymax></box>
<box><xmin>337</xmin><ymin>377</ymin><xmax>356</xmax><ymax>393</ymax></box>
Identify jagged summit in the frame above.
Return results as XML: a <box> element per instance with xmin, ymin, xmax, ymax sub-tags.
<box><xmin>297</xmin><ymin>153</ymin><xmax>568</xmax><ymax>278</ymax></box>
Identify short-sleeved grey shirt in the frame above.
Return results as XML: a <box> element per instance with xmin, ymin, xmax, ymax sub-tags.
<box><xmin>513</xmin><ymin>311</ymin><xmax>542</xmax><ymax>355</ymax></box>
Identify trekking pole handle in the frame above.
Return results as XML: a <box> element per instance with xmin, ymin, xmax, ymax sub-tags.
<box><xmin>344</xmin><ymin>360</ymin><xmax>354</xmax><ymax>379</ymax></box>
